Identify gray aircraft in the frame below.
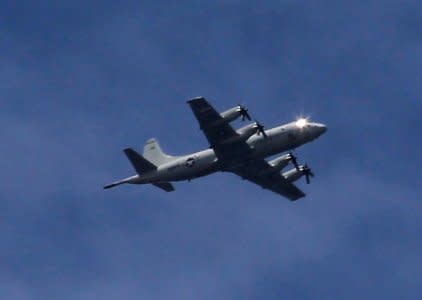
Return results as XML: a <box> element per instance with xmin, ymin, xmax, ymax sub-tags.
<box><xmin>104</xmin><ymin>97</ymin><xmax>327</xmax><ymax>200</ymax></box>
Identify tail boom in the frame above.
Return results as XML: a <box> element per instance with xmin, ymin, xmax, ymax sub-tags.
<box><xmin>104</xmin><ymin>181</ymin><xmax>125</xmax><ymax>189</ymax></box>
<box><xmin>104</xmin><ymin>178</ymin><xmax>129</xmax><ymax>189</ymax></box>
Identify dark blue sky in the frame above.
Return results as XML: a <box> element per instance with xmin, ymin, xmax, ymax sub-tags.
<box><xmin>2</xmin><ymin>1</ymin><xmax>421</xmax><ymax>299</ymax></box>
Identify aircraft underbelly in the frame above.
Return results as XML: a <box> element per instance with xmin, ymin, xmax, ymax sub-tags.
<box><xmin>151</xmin><ymin>154</ymin><xmax>218</xmax><ymax>182</ymax></box>
<box><xmin>157</xmin><ymin>165</ymin><xmax>216</xmax><ymax>182</ymax></box>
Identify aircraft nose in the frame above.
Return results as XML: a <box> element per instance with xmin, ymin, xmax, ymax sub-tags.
<box><xmin>315</xmin><ymin>123</ymin><xmax>327</xmax><ymax>135</ymax></box>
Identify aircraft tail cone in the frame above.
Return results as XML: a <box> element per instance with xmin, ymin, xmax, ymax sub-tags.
<box><xmin>103</xmin><ymin>179</ymin><xmax>128</xmax><ymax>189</ymax></box>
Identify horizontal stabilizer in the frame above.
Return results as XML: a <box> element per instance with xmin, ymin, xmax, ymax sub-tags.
<box><xmin>123</xmin><ymin>148</ymin><xmax>156</xmax><ymax>174</ymax></box>
<box><xmin>153</xmin><ymin>182</ymin><xmax>175</xmax><ymax>192</ymax></box>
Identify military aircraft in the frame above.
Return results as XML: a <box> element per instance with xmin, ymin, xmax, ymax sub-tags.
<box><xmin>104</xmin><ymin>97</ymin><xmax>327</xmax><ymax>200</ymax></box>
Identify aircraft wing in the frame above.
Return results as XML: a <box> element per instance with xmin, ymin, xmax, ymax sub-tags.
<box><xmin>187</xmin><ymin>97</ymin><xmax>252</xmax><ymax>160</ymax></box>
<box><xmin>188</xmin><ymin>97</ymin><xmax>304</xmax><ymax>200</ymax></box>
<box><xmin>230</xmin><ymin>158</ymin><xmax>306</xmax><ymax>201</ymax></box>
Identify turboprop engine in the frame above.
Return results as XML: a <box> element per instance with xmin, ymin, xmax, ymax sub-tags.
<box><xmin>221</xmin><ymin>121</ymin><xmax>267</xmax><ymax>144</ymax></box>
<box><xmin>220</xmin><ymin>105</ymin><xmax>251</xmax><ymax>122</ymax></box>
<box><xmin>237</xmin><ymin>121</ymin><xmax>267</xmax><ymax>139</ymax></box>
<box><xmin>269</xmin><ymin>153</ymin><xmax>299</xmax><ymax>171</ymax></box>
<box><xmin>282</xmin><ymin>164</ymin><xmax>314</xmax><ymax>184</ymax></box>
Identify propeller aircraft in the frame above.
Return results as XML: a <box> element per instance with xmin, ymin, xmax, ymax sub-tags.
<box><xmin>104</xmin><ymin>97</ymin><xmax>327</xmax><ymax>200</ymax></box>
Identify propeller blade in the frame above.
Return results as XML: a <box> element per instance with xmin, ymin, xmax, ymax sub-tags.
<box><xmin>289</xmin><ymin>152</ymin><xmax>299</xmax><ymax>170</ymax></box>
<box><xmin>261</xmin><ymin>129</ymin><xmax>268</xmax><ymax>138</ymax></box>
<box><xmin>255</xmin><ymin>121</ymin><xmax>268</xmax><ymax>138</ymax></box>
<box><xmin>301</xmin><ymin>163</ymin><xmax>314</xmax><ymax>184</ymax></box>
<box><xmin>243</xmin><ymin>111</ymin><xmax>252</xmax><ymax>121</ymax></box>
<box><xmin>238</xmin><ymin>104</ymin><xmax>251</xmax><ymax>121</ymax></box>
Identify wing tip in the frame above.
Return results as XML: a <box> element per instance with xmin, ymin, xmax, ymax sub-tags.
<box><xmin>123</xmin><ymin>147</ymin><xmax>133</xmax><ymax>153</ymax></box>
<box><xmin>187</xmin><ymin>96</ymin><xmax>205</xmax><ymax>104</ymax></box>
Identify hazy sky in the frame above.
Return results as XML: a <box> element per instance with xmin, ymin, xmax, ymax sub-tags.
<box><xmin>2</xmin><ymin>1</ymin><xmax>421</xmax><ymax>299</ymax></box>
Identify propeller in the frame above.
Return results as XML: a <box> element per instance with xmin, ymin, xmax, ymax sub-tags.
<box><xmin>255</xmin><ymin>120</ymin><xmax>268</xmax><ymax>138</ymax></box>
<box><xmin>288</xmin><ymin>152</ymin><xmax>299</xmax><ymax>171</ymax></box>
<box><xmin>238</xmin><ymin>104</ymin><xmax>251</xmax><ymax>121</ymax></box>
<box><xmin>301</xmin><ymin>164</ymin><xmax>314</xmax><ymax>184</ymax></box>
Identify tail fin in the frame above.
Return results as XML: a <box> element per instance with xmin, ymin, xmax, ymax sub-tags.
<box><xmin>143</xmin><ymin>138</ymin><xmax>178</xmax><ymax>166</ymax></box>
<box><xmin>123</xmin><ymin>148</ymin><xmax>156</xmax><ymax>174</ymax></box>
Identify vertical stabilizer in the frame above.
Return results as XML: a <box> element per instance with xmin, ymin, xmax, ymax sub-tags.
<box><xmin>143</xmin><ymin>138</ymin><xmax>178</xmax><ymax>166</ymax></box>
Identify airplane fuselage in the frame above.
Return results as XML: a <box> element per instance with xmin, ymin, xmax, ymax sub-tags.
<box><xmin>125</xmin><ymin>121</ymin><xmax>326</xmax><ymax>185</ymax></box>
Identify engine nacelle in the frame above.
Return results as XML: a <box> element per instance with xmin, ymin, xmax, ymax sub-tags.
<box><xmin>236</xmin><ymin>123</ymin><xmax>259</xmax><ymax>139</ymax></box>
<box><xmin>221</xmin><ymin>123</ymin><xmax>258</xmax><ymax>144</ymax></box>
<box><xmin>268</xmin><ymin>154</ymin><xmax>292</xmax><ymax>171</ymax></box>
<box><xmin>282</xmin><ymin>167</ymin><xmax>304</xmax><ymax>183</ymax></box>
<box><xmin>220</xmin><ymin>106</ymin><xmax>243</xmax><ymax>122</ymax></box>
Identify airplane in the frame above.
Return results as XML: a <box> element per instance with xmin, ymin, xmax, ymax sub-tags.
<box><xmin>104</xmin><ymin>97</ymin><xmax>327</xmax><ymax>201</ymax></box>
